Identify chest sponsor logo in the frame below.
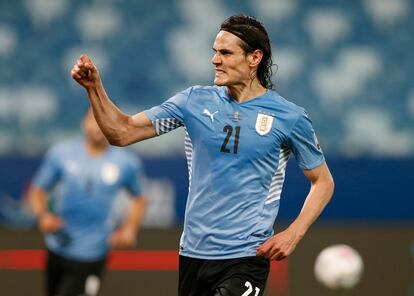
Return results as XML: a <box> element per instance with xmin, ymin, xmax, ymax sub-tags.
<box><xmin>101</xmin><ymin>163</ymin><xmax>120</xmax><ymax>185</ymax></box>
<box><xmin>202</xmin><ymin>108</ymin><xmax>218</xmax><ymax>123</ymax></box>
<box><xmin>255</xmin><ymin>113</ymin><xmax>274</xmax><ymax>136</ymax></box>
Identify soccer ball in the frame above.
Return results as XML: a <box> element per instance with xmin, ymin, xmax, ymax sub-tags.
<box><xmin>314</xmin><ymin>244</ymin><xmax>364</xmax><ymax>290</ymax></box>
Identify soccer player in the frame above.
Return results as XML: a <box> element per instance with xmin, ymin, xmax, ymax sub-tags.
<box><xmin>28</xmin><ymin>110</ymin><xmax>146</xmax><ymax>296</ymax></box>
<box><xmin>72</xmin><ymin>15</ymin><xmax>334</xmax><ymax>296</ymax></box>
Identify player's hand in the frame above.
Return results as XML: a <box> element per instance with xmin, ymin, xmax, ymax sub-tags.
<box><xmin>38</xmin><ymin>212</ymin><xmax>63</xmax><ymax>234</ymax></box>
<box><xmin>71</xmin><ymin>54</ymin><xmax>100</xmax><ymax>89</ymax></box>
<box><xmin>256</xmin><ymin>228</ymin><xmax>301</xmax><ymax>261</ymax></box>
<box><xmin>109</xmin><ymin>226</ymin><xmax>137</xmax><ymax>248</ymax></box>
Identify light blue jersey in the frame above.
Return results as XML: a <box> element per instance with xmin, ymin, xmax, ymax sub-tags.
<box><xmin>33</xmin><ymin>138</ymin><xmax>143</xmax><ymax>261</ymax></box>
<box><xmin>145</xmin><ymin>86</ymin><xmax>324</xmax><ymax>260</ymax></box>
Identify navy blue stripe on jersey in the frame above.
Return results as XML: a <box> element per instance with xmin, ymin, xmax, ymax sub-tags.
<box><xmin>265</xmin><ymin>147</ymin><xmax>290</xmax><ymax>205</ymax></box>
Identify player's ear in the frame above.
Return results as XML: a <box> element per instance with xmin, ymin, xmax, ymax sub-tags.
<box><xmin>249</xmin><ymin>49</ymin><xmax>263</xmax><ymax>68</ymax></box>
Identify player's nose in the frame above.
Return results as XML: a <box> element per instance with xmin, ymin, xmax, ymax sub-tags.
<box><xmin>211</xmin><ymin>53</ymin><xmax>221</xmax><ymax>65</ymax></box>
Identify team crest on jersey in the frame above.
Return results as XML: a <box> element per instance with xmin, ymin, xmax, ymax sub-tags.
<box><xmin>255</xmin><ymin>113</ymin><xmax>274</xmax><ymax>136</ymax></box>
<box><xmin>101</xmin><ymin>163</ymin><xmax>120</xmax><ymax>185</ymax></box>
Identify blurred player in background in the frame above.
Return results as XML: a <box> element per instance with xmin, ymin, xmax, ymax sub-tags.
<box><xmin>28</xmin><ymin>109</ymin><xmax>146</xmax><ymax>296</ymax></box>
<box><xmin>72</xmin><ymin>14</ymin><xmax>334</xmax><ymax>296</ymax></box>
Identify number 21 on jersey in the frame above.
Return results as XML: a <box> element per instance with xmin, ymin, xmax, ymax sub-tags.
<box><xmin>220</xmin><ymin>125</ymin><xmax>240</xmax><ymax>154</ymax></box>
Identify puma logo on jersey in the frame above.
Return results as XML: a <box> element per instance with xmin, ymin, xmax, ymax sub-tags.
<box><xmin>202</xmin><ymin>109</ymin><xmax>218</xmax><ymax>123</ymax></box>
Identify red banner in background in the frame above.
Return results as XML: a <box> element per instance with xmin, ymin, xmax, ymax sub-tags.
<box><xmin>0</xmin><ymin>250</ymin><xmax>288</xmax><ymax>296</ymax></box>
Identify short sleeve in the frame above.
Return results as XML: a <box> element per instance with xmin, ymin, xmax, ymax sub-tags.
<box><xmin>287</xmin><ymin>109</ymin><xmax>324</xmax><ymax>170</ymax></box>
<box><xmin>144</xmin><ymin>87</ymin><xmax>192</xmax><ymax>135</ymax></box>
<box><xmin>33</xmin><ymin>145</ymin><xmax>62</xmax><ymax>191</ymax></box>
<box><xmin>123</xmin><ymin>154</ymin><xmax>145</xmax><ymax>197</ymax></box>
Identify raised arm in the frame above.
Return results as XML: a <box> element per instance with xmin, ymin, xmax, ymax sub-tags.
<box><xmin>257</xmin><ymin>161</ymin><xmax>334</xmax><ymax>260</ymax></box>
<box><xmin>71</xmin><ymin>55</ymin><xmax>157</xmax><ymax>146</ymax></box>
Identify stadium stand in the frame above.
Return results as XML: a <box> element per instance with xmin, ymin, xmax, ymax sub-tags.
<box><xmin>0</xmin><ymin>0</ymin><xmax>412</xmax><ymax>156</ymax></box>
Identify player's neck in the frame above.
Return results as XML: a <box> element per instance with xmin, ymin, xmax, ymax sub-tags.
<box><xmin>84</xmin><ymin>140</ymin><xmax>108</xmax><ymax>157</ymax></box>
<box><xmin>227</xmin><ymin>81</ymin><xmax>267</xmax><ymax>103</ymax></box>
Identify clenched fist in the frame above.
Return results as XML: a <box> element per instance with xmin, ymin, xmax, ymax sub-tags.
<box><xmin>71</xmin><ymin>54</ymin><xmax>101</xmax><ymax>89</ymax></box>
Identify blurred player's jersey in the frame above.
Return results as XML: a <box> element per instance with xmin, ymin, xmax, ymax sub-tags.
<box><xmin>33</xmin><ymin>138</ymin><xmax>143</xmax><ymax>261</ymax></box>
<box><xmin>145</xmin><ymin>86</ymin><xmax>324</xmax><ymax>259</ymax></box>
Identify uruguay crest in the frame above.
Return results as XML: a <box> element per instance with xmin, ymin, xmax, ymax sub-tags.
<box><xmin>255</xmin><ymin>113</ymin><xmax>274</xmax><ymax>136</ymax></box>
<box><xmin>101</xmin><ymin>163</ymin><xmax>120</xmax><ymax>185</ymax></box>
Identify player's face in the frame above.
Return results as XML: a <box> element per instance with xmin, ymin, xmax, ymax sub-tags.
<box><xmin>211</xmin><ymin>31</ymin><xmax>253</xmax><ymax>87</ymax></box>
<box><xmin>82</xmin><ymin>111</ymin><xmax>108</xmax><ymax>146</ymax></box>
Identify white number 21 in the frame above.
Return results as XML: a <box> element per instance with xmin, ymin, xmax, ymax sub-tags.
<box><xmin>241</xmin><ymin>281</ymin><xmax>260</xmax><ymax>296</ymax></box>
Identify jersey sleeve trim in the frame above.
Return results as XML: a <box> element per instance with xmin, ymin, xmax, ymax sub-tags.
<box><xmin>299</xmin><ymin>157</ymin><xmax>324</xmax><ymax>170</ymax></box>
<box><xmin>152</xmin><ymin>118</ymin><xmax>184</xmax><ymax>135</ymax></box>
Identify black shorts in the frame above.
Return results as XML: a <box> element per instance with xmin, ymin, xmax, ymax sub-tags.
<box><xmin>46</xmin><ymin>250</ymin><xmax>106</xmax><ymax>296</ymax></box>
<box><xmin>179</xmin><ymin>255</ymin><xmax>270</xmax><ymax>296</ymax></box>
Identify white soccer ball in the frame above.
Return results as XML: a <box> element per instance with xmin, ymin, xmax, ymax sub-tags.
<box><xmin>314</xmin><ymin>244</ymin><xmax>364</xmax><ymax>290</ymax></box>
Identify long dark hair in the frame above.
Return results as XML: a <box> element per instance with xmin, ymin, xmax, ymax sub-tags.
<box><xmin>220</xmin><ymin>15</ymin><xmax>274</xmax><ymax>89</ymax></box>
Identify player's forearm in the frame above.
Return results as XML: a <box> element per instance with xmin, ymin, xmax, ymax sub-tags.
<box><xmin>28</xmin><ymin>186</ymin><xmax>49</xmax><ymax>219</ymax></box>
<box><xmin>289</xmin><ymin>175</ymin><xmax>334</xmax><ymax>239</ymax></box>
<box><xmin>85</xmin><ymin>81</ymin><xmax>132</xmax><ymax>146</ymax></box>
<box><xmin>86</xmin><ymin>82</ymin><xmax>156</xmax><ymax>146</ymax></box>
<box><xmin>121</xmin><ymin>197</ymin><xmax>146</xmax><ymax>233</ymax></box>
